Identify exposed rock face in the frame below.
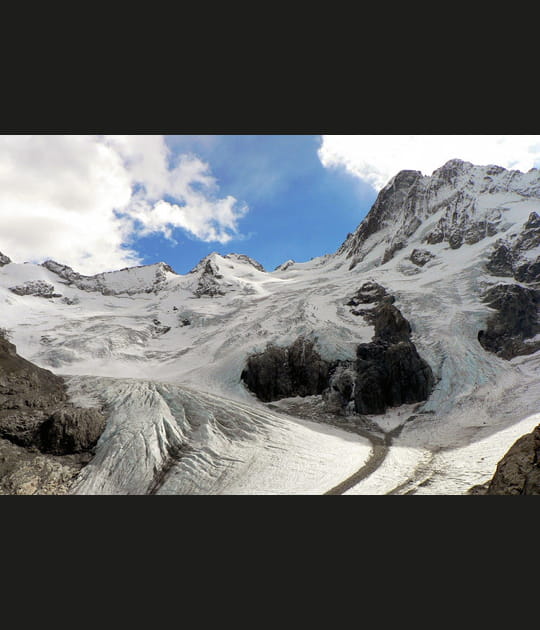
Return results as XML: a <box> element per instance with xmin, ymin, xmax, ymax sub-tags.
<box><xmin>337</xmin><ymin>161</ymin><xmax>540</xmax><ymax>274</ymax></box>
<box><xmin>152</xmin><ymin>319</ymin><xmax>171</xmax><ymax>336</ymax></box>
<box><xmin>425</xmin><ymin>213</ymin><xmax>498</xmax><ymax>250</ymax></box>
<box><xmin>480</xmin><ymin>424</ymin><xmax>540</xmax><ymax>495</ymax></box>
<box><xmin>241</xmin><ymin>337</ymin><xmax>334</xmax><ymax>402</ymax></box>
<box><xmin>477</xmin><ymin>284</ymin><xmax>540</xmax><ymax>359</ymax></box>
<box><xmin>0</xmin><ymin>438</ymin><xmax>90</xmax><ymax>495</ymax></box>
<box><xmin>40</xmin><ymin>407</ymin><xmax>106</xmax><ymax>455</ymax></box>
<box><xmin>347</xmin><ymin>281</ymin><xmax>392</xmax><ymax>308</ymax></box>
<box><xmin>0</xmin><ymin>336</ymin><xmax>68</xmax><ymax>446</ymax></box>
<box><xmin>61</xmin><ymin>296</ymin><xmax>80</xmax><ymax>305</ymax></box>
<box><xmin>410</xmin><ymin>249</ymin><xmax>435</xmax><ymax>267</ymax></box>
<box><xmin>354</xmin><ymin>338</ymin><xmax>433</xmax><ymax>414</ymax></box>
<box><xmin>224</xmin><ymin>253</ymin><xmax>265</xmax><ymax>272</ymax></box>
<box><xmin>486</xmin><ymin>212</ymin><xmax>540</xmax><ymax>283</ymax></box>
<box><xmin>485</xmin><ymin>243</ymin><xmax>515</xmax><ymax>277</ymax></box>
<box><xmin>0</xmin><ymin>251</ymin><xmax>11</xmax><ymax>266</ymax></box>
<box><xmin>338</xmin><ymin>169</ymin><xmax>423</xmax><ymax>269</ymax></box>
<box><xmin>275</xmin><ymin>259</ymin><xmax>295</xmax><ymax>271</ymax></box>
<box><xmin>42</xmin><ymin>259</ymin><xmax>176</xmax><ymax>295</ymax></box>
<box><xmin>194</xmin><ymin>259</ymin><xmax>226</xmax><ymax>298</ymax></box>
<box><xmin>9</xmin><ymin>280</ymin><xmax>62</xmax><ymax>298</ymax></box>
<box><xmin>0</xmin><ymin>336</ymin><xmax>107</xmax><ymax>492</ymax></box>
<box><xmin>353</xmin><ymin>301</ymin><xmax>434</xmax><ymax>414</ymax></box>
<box><xmin>242</xmin><ymin>285</ymin><xmax>434</xmax><ymax>416</ymax></box>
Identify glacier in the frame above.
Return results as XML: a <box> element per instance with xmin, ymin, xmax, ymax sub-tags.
<box><xmin>0</xmin><ymin>158</ymin><xmax>539</xmax><ymax>494</ymax></box>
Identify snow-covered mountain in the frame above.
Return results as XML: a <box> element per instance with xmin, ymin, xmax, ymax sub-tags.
<box><xmin>1</xmin><ymin>158</ymin><xmax>539</xmax><ymax>494</ymax></box>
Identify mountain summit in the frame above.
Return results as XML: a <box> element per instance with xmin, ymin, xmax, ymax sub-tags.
<box><xmin>337</xmin><ymin>159</ymin><xmax>540</xmax><ymax>273</ymax></box>
<box><xmin>0</xmin><ymin>159</ymin><xmax>539</xmax><ymax>495</ymax></box>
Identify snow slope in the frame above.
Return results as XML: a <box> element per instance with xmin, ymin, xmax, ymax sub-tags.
<box><xmin>1</xmin><ymin>159</ymin><xmax>539</xmax><ymax>494</ymax></box>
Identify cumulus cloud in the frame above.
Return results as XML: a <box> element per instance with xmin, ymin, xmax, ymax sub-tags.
<box><xmin>318</xmin><ymin>135</ymin><xmax>540</xmax><ymax>191</ymax></box>
<box><xmin>0</xmin><ymin>135</ymin><xmax>248</xmax><ymax>274</ymax></box>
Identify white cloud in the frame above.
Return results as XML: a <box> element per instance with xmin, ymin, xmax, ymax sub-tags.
<box><xmin>0</xmin><ymin>135</ymin><xmax>248</xmax><ymax>274</ymax></box>
<box><xmin>318</xmin><ymin>135</ymin><xmax>540</xmax><ymax>191</ymax></box>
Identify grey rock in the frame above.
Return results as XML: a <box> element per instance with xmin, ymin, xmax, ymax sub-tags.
<box><xmin>43</xmin><ymin>259</ymin><xmax>176</xmax><ymax>296</ymax></box>
<box><xmin>381</xmin><ymin>240</ymin><xmax>405</xmax><ymax>264</ymax></box>
<box><xmin>9</xmin><ymin>280</ymin><xmax>62</xmax><ymax>299</ymax></box>
<box><xmin>352</xmin><ymin>300</ymin><xmax>433</xmax><ymax>414</ymax></box>
<box><xmin>152</xmin><ymin>319</ymin><xmax>171</xmax><ymax>336</ymax></box>
<box><xmin>337</xmin><ymin>169</ymin><xmax>423</xmax><ymax>267</ymax></box>
<box><xmin>481</xmin><ymin>424</ymin><xmax>540</xmax><ymax>495</ymax></box>
<box><xmin>463</xmin><ymin>221</ymin><xmax>497</xmax><ymax>245</ymax></box>
<box><xmin>425</xmin><ymin>223</ymin><xmax>445</xmax><ymax>245</ymax></box>
<box><xmin>485</xmin><ymin>242</ymin><xmax>515</xmax><ymax>277</ymax></box>
<box><xmin>448</xmin><ymin>231</ymin><xmax>464</xmax><ymax>250</ymax></box>
<box><xmin>0</xmin><ymin>438</ymin><xmax>87</xmax><ymax>495</ymax></box>
<box><xmin>354</xmin><ymin>339</ymin><xmax>434</xmax><ymax>415</ymax></box>
<box><xmin>346</xmin><ymin>281</ymin><xmax>390</xmax><ymax>306</ymax></box>
<box><xmin>61</xmin><ymin>296</ymin><xmax>80</xmax><ymax>305</ymax></box>
<box><xmin>0</xmin><ymin>251</ymin><xmax>11</xmax><ymax>267</ymax></box>
<box><xmin>241</xmin><ymin>337</ymin><xmax>334</xmax><ymax>403</ymax></box>
<box><xmin>242</xmin><ymin>287</ymin><xmax>434</xmax><ymax>417</ymax></box>
<box><xmin>477</xmin><ymin>284</ymin><xmax>540</xmax><ymax>359</ymax></box>
<box><xmin>40</xmin><ymin>407</ymin><xmax>106</xmax><ymax>455</ymax></box>
<box><xmin>323</xmin><ymin>363</ymin><xmax>356</xmax><ymax>413</ymax></box>
<box><xmin>485</xmin><ymin>212</ymin><xmax>540</xmax><ymax>282</ymax></box>
<box><xmin>0</xmin><ymin>337</ymin><xmax>68</xmax><ymax>447</ymax></box>
<box><xmin>410</xmin><ymin>249</ymin><xmax>435</xmax><ymax>267</ymax></box>
<box><xmin>513</xmin><ymin>258</ymin><xmax>540</xmax><ymax>283</ymax></box>
<box><xmin>194</xmin><ymin>260</ymin><xmax>226</xmax><ymax>298</ymax></box>
<box><xmin>224</xmin><ymin>253</ymin><xmax>265</xmax><ymax>272</ymax></box>
<box><xmin>275</xmin><ymin>260</ymin><xmax>295</xmax><ymax>271</ymax></box>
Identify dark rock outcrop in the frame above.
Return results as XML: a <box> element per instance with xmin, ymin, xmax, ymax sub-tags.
<box><xmin>194</xmin><ymin>259</ymin><xmax>226</xmax><ymax>298</ymax></box>
<box><xmin>354</xmin><ymin>339</ymin><xmax>434</xmax><ymax>415</ymax></box>
<box><xmin>152</xmin><ymin>319</ymin><xmax>171</xmax><ymax>336</ymax></box>
<box><xmin>241</xmin><ymin>337</ymin><xmax>334</xmax><ymax>403</ymax></box>
<box><xmin>0</xmin><ymin>251</ymin><xmax>11</xmax><ymax>266</ymax></box>
<box><xmin>337</xmin><ymin>169</ymin><xmax>423</xmax><ymax>269</ymax></box>
<box><xmin>0</xmin><ymin>337</ymin><xmax>107</xmax><ymax>493</ymax></box>
<box><xmin>514</xmin><ymin>260</ymin><xmax>540</xmax><ymax>283</ymax></box>
<box><xmin>477</xmin><ymin>284</ymin><xmax>540</xmax><ymax>359</ymax></box>
<box><xmin>410</xmin><ymin>249</ymin><xmax>435</xmax><ymax>267</ymax></box>
<box><xmin>275</xmin><ymin>260</ymin><xmax>295</xmax><ymax>271</ymax></box>
<box><xmin>9</xmin><ymin>280</ymin><xmax>62</xmax><ymax>299</ymax></box>
<box><xmin>352</xmin><ymin>300</ymin><xmax>434</xmax><ymax>414</ymax></box>
<box><xmin>42</xmin><ymin>259</ymin><xmax>176</xmax><ymax>296</ymax></box>
<box><xmin>425</xmin><ymin>214</ymin><xmax>497</xmax><ymax>251</ymax></box>
<box><xmin>347</xmin><ymin>281</ymin><xmax>392</xmax><ymax>307</ymax></box>
<box><xmin>243</xmin><ymin>285</ymin><xmax>434</xmax><ymax>416</ymax></box>
<box><xmin>485</xmin><ymin>212</ymin><xmax>540</xmax><ymax>283</ymax></box>
<box><xmin>478</xmin><ymin>424</ymin><xmax>540</xmax><ymax>495</ymax></box>
<box><xmin>40</xmin><ymin>407</ymin><xmax>106</xmax><ymax>455</ymax></box>
<box><xmin>224</xmin><ymin>253</ymin><xmax>265</xmax><ymax>272</ymax></box>
<box><xmin>485</xmin><ymin>243</ymin><xmax>515</xmax><ymax>277</ymax></box>
<box><xmin>0</xmin><ymin>337</ymin><xmax>68</xmax><ymax>446</ymax></box>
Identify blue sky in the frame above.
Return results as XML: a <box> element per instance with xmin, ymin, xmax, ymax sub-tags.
<box><xmin>133</xmin><ymin>135</ymin><xmax>377</xmax><ymax>273</ymax></box>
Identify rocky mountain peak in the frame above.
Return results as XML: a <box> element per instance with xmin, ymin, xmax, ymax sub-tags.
<box><xmin>0</xmin><ymin>251</ymin><xmax>11</xmax><ymax>267</ymax></box>
<box><xmin>223</xmin><ymin>253</ymin><xmax>266</xmax><ymax>272</ymax></box>
<box><xmin>336</xmin><ymin>159</ymin><xmax>540</xmax><ymax>270</ymax></box>
<box><xmin>42</xmin><ymin>259</ymin><xmax>176</xmax><ymax>296</ymax></box>
<box><xmin>430</xmin><ymin>158</ymin><xmax>473</xmax><ymax>182</ymax></box>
